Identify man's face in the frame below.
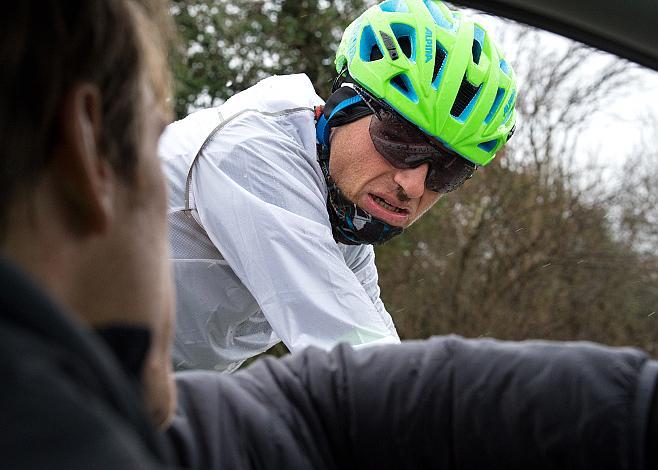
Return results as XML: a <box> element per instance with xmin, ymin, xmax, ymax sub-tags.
<box><xmin>329</xmin><ymin>115</ymin><xmax>442</xmax><ymax>228</ymax></box>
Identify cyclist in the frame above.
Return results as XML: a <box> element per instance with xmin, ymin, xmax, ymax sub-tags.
<box><xmin>160</xmin><ymin>0</ymin><xmax>517</xmax><ymax>371</ymax></box>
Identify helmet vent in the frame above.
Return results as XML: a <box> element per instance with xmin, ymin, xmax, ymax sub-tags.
<box><xmin>390</xmin><ymin>23</ymin><xmax>416</xmax><ymax>61</ymax></box>
<box><xmin>472</xmin><ymin>25</ymin><xmax>485</xmax><ymax>64</ymax></box>
<box><xmin>370</xmin><ymin>45</ymin><xmax>384</xmax><ymax>61</ymax></box>
<box><xmin>379</xmin><ymin>0</ymin><xmax>409</xmax><ymax>13</ymax></box>
<box><xmin>397</xmin><ymin>35</ymin><xmax>412</xmax><ymax>59</ymax></box>
<box><xmin>431</xmin><ymin>43</ymin><xmax>447</xmax><ymax>88</ymax></box>
<box><xmin>472</xmin><ymin>38</ymin><xmax>482</xmax><ymax>64</ymax></box>
<box><xmin>360</xmin><ymin>25</ymin><xmax>384</xmax><ymax>62</ymax></box>
<box><xmin>390</xmin><ymin>73</ymin><xmax>418</xmax><ymax>102</ymax></box>
<box><xmin>484</xmin><ymin>87</ymin><xmax>505</xmax><ymax>124</ymax></box>
<box><xmin>391</xmin><ymin>74</ymin><xmax>410</xmax><ymax>93</ymax></box>
<box><xmin>450</xmin><ymin>77</ymin><xmax>481</xmax><ymax>118</ymax></box>
<box><xmin>500</xmin><ymin>59</ymin><xmax>511</xmax><ymax>76</ymax></box>
<box><xmin>478</xmin><ymin>139</ymin><xmax>498</xmax><ymax>153</ymax></box>
<box><xmin>503</xmin><ymin>89</ymin><xmax>516</xmax><ymax>120</ymax></box>
<box><xmin>423</xmin><ymin>0</ymin><xmax>456</xmax><ymax>31</ymax></box>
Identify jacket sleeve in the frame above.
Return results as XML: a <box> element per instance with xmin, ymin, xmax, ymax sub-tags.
<box><xmin>190</xmin><ymin>110</ymin><xmax>399</xmax><ymax>352</ymax></box>
<box><xmin>340</xmin><ymin>244</ymin><xmax>399</xmax><ymax>344</ymax></box>
<box><xmin>167</xmin><ymin>336</ymin><xmax>658</xmax><ymax>470</ymax></box>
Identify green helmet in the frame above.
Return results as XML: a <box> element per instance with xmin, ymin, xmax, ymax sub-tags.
<box><xmin>335</xmin><ymin>0</ymin><xmax>517</xmax><ymax>166</ymax></box>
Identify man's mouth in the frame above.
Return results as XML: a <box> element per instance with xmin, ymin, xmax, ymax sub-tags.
<box><xmin>372</xmin><ymin>194</ymin><xmax>406</xmax><ymax>213</ymax></box>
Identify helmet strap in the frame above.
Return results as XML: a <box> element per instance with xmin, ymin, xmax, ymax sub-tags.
<box><xmin>316</xmin><ymin>85</ymin><xmax>375</xmax><ymax>146</ymax></box>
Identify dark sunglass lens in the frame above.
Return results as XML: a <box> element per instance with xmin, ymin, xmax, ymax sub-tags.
<box><xmin>370</xmin><ymin>114</ymin><xmax>439</xmax><ymax>167</ymax></box>
<box><xmin>368</xmin><ymin>108</ymin><xmax>477</xmax><ymax>193</ymax></box>
<box><xmin>426</xmin><ymin>160</ymin><xmax>475</xmax><ymax>192</ymax></box>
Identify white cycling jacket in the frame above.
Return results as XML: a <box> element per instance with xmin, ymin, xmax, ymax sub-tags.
<box><xmin>160</xmin><ymin>74</ymin><xmax>400</xmax><ymax>372</ymax></box>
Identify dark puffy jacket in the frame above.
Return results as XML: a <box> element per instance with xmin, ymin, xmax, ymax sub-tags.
<box><xmin>1</xmin><ymin>258</ymin><xmax>656</xmax><ymax>469</ymax></box>
<box><xmin>169</xmin><ymin>337</ymin><xmax>658</xmax><ymax>469</ymax></box>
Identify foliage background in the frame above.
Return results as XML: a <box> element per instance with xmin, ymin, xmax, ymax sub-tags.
<box><xmin>170</xmin><ymin>0</ymin><xmax>658</xmax><ymax>358</ymax></box>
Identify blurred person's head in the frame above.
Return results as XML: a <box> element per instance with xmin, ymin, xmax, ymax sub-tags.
<box><xmin>0</xmin><ymin>0</ymin><xmax>176</xmax><ymax>428</ymax></box>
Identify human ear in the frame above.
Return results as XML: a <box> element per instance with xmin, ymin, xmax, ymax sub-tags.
<box><xmin>53</xmin><ymin>83</ymin><xmax>115</xmax><ymax>235</ymax></box>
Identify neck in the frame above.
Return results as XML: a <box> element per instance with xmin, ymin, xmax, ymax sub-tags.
<box><xmin>2</xmin><ymin>212</ymin><xmax>82</xmax><ymax>324</ymax></box>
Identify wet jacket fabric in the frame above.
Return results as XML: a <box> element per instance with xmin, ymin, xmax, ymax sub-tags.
<box><xmin>0</xmin><ymin>258</ymin><xmax>173</xmax><ymax>469</ymax></box>
<box><xmin>159</xmin><ymin>73</ymin><xmax>399</xmax><ymax>372</ymax></box>
<box><xmin>169</xmin><ymin>338</ymin><xmax>658</xmax><ymax>470</ymax></box>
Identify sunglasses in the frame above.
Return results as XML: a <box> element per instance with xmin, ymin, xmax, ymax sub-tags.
<box><xmin>350</xmin><ymin>85</ymin><xmax>477</xmax><ymax>193</ymax></box>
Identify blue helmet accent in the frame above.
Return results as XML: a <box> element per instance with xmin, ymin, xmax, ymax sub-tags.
<box><xmin>423</xmin><ymin>0</ymin><xmax>458</xmax><ymax>32</ymax></box>
<box><xmin>379</xmin><ymin>0</ymin><xmax>409</xmax><ymax>13</ymax></box>
<box><xmin>484</xmin><ymin>88</ymin><xmax>505</xmax><ymax>124</ymax></box>
<box><xmin>316</xmin><ymin>94</ymin><xmax>364</xmax><ymax>146</ymax></box>
<box><xmin>359</xmin><ymin>25</ymin><xmax>383</xmax><ymax>62</ymax></box>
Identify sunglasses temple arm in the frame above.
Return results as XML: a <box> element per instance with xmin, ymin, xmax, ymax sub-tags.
<box><xmin>343</xmin><ymin>83</ymin><xmax>382</xmax><ymax>120</ymax></box>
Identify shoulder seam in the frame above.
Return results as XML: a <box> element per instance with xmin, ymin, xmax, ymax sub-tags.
<box><xmin>184</xmin><ymin>107</ymin><xmax>314</xmax><ymax>211</ymax></box>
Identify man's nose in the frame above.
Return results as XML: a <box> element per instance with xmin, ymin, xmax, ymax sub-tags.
<box><xmin>393</xmin><ymin>163</ymin><xmax>429</xmax><ymax>199</ymax></box>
